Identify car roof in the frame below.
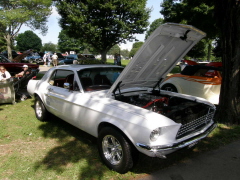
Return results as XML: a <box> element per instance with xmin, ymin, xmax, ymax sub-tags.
<box><xmin>53</xmin><ymin>64</ymin><xmax>123</xmax><ymax>71</ymax></box>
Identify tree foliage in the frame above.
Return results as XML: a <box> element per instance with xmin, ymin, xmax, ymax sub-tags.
<box><xmin>55</xmin><ymin>0</ymin><xmax>150</xmax><ymax>62</ymax></box>
<box><xmin>108</xmin><ymin>44</ymin><xmax>120</xmax><ymax>55</ymax></box>
<box><xmin>41</xmin><ymin>42</ymin><xmax>58</xmax><ymax>53</ymax></box>
<box><xmin>120</xmin><ymin>49</ymin><xmax>130</xmax><ymax>59</ymax></box>
<box><xmin>16</xmin><ymin>31</ymin><xmax>42</xmax><ymax>52</ymax></box>
<box><xmin>160</xmin><ymin>0</ymin><xmax>218</xmax><ymax>60</ymax></box>
<box><xmin>145</xmin><ymin>18</ymin><xmax>164</xmax><ymax>40</ymax></box>
<box><xmin>0</xmin><ymin>32</ymin><xmax>6</xmax><ymax>52</ymax></box>
<box><xmin>58</xmin><ymin>30</ymin><xmax>86</xmax><ymax>53</ymax></box>
<box><xmin>0</xmin><ymin>0</ymin><xmax>52</xmax><ymax>60</ymax></box>
<box><xmin>129</xmin><ymin>41</ymin><xmax>144</xmax><ymax>58</ymax></box>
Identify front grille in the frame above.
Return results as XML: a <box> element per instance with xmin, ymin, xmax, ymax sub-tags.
<box><xmin>176</xmin><ymin>108</ymin><xmax>215</xmax><ymax>139</ymax></box>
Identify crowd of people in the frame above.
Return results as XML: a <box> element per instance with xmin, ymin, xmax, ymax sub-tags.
<box><xmin>43</xmin><ymin>52</ymin><xmax>59</xmax><ymax>67</ymax></box>
<box><xmin>0</xmin><ymin>64</ymin><xmax>32</xmax><ymax>82</ymax></box>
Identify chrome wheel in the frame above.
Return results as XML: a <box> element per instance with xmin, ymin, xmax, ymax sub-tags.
<box><xmin>34</xmin><ymin>96</ymin><xmax>50</xmax><ymax>121</ymax></box>
<box><xmin>102</xmin><ymin>135</ymin><xmax>123</xmax><ymax>165</ymax></box>
<box><xmin>35</xmin><ymin>100</ymin><xmax>43</xmax><ymax>118</ymax></box>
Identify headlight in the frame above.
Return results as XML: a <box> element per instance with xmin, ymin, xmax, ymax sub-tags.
<box><xmin>150</xmin><ymin>127</ymin><xmax>162</xmax><ymax>141</ymax></box>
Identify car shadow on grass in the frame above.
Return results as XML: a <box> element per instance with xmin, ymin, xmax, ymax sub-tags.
<box><xmin>33</xmin><ymin>115</ymin><xmax>110</xmax><ymax>179</ymax></box>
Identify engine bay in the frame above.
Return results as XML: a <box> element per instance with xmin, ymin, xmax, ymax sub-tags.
<box><xmin>115</xmin><ymin>90</ymin><xmax>212</xmax><ymax>124</ymax></box>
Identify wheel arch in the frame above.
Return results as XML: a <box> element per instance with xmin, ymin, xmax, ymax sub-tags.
<box><xmin>98</xmin><ymin>122</ymin><xmax>136</xmax><ymax>149</ymax></box>
<box><xmin>160</xmin><ymin>81</ymin><xmax>183</xmax><ymax>93</ymax></box>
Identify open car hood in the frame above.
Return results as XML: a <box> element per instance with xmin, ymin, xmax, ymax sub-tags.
<box><xmin>107</xmin><ymin>23</ymin><xmax>206</xmax><ymax>96</ymax></box>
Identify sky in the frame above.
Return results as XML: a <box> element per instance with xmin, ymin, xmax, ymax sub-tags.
<box><xmin>19</xmin><ymin>0</ymin><xmax>163</xmax><ymax>51</ymax></box>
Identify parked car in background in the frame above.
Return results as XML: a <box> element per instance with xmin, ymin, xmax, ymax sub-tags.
<box><xmin>58</xmin><ymin>55</ymin><xmax>77</xmax><ymax>65</ymax></box>
<box><xmin>0</xmin><ymin>54</ymin><xmax>39</xmax><ymax>76</ymax></box>
<box><xmin>21</xmin><ymin>53</ymin><xmax>41</xmax><ymax>63</ymax></box>
<box><xmin>27</xmin><ymin>23</ymin><xmax>216</xmax><ymax>173</ymax></box>
<box><xmin>77</xmin><ymin>54</ymin><xmax>96</xmax><ymax>61</ymax></box>
<box><xmin>161</xmin><ymin>62</ymin><xmax>222</xmax><ymax>104</ymax></box>
<box><xmin>2</xmin><ymin>50</ymin><xmax>19</xmax><ymax>59</ymax></box>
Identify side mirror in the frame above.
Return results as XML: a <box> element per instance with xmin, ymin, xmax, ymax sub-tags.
<box><xmin>64</xmin><ymin>82</ymin><xmax>71</xmax><ymax>89</ymax></box>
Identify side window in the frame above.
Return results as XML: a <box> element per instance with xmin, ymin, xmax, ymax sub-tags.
<box><xmin>48</xmin><ymin>70</ymin><xmax>79</xmax><ymax>90</ymax></box>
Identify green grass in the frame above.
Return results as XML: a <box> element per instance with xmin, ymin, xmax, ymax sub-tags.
<box><xmin>1</xmin><ymin>99</ymin><xmax>240</xmax><ymax>179</ymax></box>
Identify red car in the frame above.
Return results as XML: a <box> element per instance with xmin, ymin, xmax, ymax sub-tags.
<box><xmin>0</xmin><ymin>54</ymin><xmax>39</xmax><ymax>76</ymax></box>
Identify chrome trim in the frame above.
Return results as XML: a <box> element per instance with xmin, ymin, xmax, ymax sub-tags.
<box><xmin>136</xmin><ymin>123</ymin><xmax>217</xmax><ymax>158</ymax></box>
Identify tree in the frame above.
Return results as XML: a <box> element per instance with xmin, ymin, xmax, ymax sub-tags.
<box><xmin>160</xmin><ymin>0</ymin><xmax>218</xmax><ymax>61</ymax></box>
<box><xmin>55</xmin><ymin>0</ymin><xmax>150</xmax><ymax>62</ymax></box>
<box><xmin>214</xmin><ymin>0</ymin><xmax>240</xmax><ymax>124</ymax></box>
<box><xmin>121</xmin><ymin>49</ymin><xmax>130</xmax><ymax>59</ymax></box>
<box><xmin>185</xmin><ymin>39</ymin><xmax>207</xmax><ymax>60</ymax></box>
<box><xmin>145</xmin><ymin>18</ymin><xmax>164</xmax><ymax>40</ymax></box>
<box><xmin>0</xmin><ymin>32</ymin><xmax>6</xmax><ymax>52</ymax></box>
<box><xmin>108</xmin><ymin>45</ymin><xmax>120</xmax><ymax>55</ymax></box>
<box><xmin>41</xmin><ymin>42</ymin><xmax>58</xmax><ymax>53</ymax></box>
<box><xmin>58</xmin><ymin>30</ymin><xmax>85</xmax><ymax>53</ymax></box>
<box><xmin>16</xmin><ymin>31</ymin><xmax>42</xmax><ymax>52</ymax></box>
<box><xmin>0</xmin><ymin>0</ymin><xmax>52</xmax><ymax>60</ymax></box>
<box><xmin>129</xmin><ymin>41</ymin><xmax>144</xmax><ymax>58</ymax></box>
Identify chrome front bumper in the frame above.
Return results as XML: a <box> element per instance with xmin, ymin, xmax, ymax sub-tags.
<box><xmin>136</xmin><ymin>122</ymin><xmax>217</xmax><ymax>159</ymax></box>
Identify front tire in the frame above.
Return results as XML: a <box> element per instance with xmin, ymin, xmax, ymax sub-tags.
<box><xmin>161</xmin><ymin>84</ymin><xmax>178</xmax><ymax>92</ymax></box>
<box><xmin>98</xmin><ymin>127</ymin><xmax>134</xmax><ymax>174</ymax></box>
<box><xmin>34</xmin><ymin>96</ymin><xmax>50</xmax><ymax>121</ymax></box>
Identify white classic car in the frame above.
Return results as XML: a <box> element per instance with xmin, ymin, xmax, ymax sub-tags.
<box><xmin>160</xmin><ymin>62</ymin><xmax>222</xmax><ymax>104</ymax></box>
<box><xmin>27</xmin><ymin>23</ymin><xmax>216</xmax><ymax>173</ymax></box>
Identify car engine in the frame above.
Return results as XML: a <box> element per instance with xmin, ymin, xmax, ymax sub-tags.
<box><xmin>116</xmin><ymin>91</ymin><xmax>213</xmax><ymax>125</ymax></box>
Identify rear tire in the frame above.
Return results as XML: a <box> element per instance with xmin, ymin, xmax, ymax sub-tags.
<box><xmin>161</xmin><ymin>84</ymin><xmax>178</xmax><ymax>92</ymax></box>
<box><xmin>34</xmin><ymin>96</ymin><xmax>50</xmax><ymax>121</ymax></box>
<box><xmin>98</xmin><ymin>127</ymin><xmax>134</xmax><ymax>174</ymax></box>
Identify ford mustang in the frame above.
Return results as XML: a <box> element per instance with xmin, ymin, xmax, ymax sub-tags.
<box><xmin>27</xmin><ymin>23</ymin><xmax>216</xmax><ymax>173</ymax></box>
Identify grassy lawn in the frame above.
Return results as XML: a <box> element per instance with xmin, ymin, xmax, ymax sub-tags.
<box><xmin>1</xmin><ymin>99</ymin><xmax>240</xmax><ymax>179</ymax></box>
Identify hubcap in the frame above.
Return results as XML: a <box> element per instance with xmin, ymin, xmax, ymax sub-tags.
<box><xmin>35</xmin><ymin>101</ymin><xmax>42</xmax><ymax>117</ymax></box>
<box><xmin>165</xmin><ymin>86</ymin><xmax>174</xmax><ymax>92</ymax></box>
<box><xmin>102</xmin><ymin>135</ymin><xmax>123</xmax><ymax>165</ymax></box>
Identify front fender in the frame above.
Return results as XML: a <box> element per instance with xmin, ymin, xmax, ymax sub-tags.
<box><xmin>160</xmin><ymin>79</ymin><xmax>183</xmax><ymax>93</ymax></box>
<box><xmin>27</xmin><ymin>80</ymin><xmax>40</xmax><ymax>97</ymax></box>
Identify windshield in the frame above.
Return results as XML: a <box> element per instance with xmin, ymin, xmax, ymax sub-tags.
<box><xmin>77</xmin><ymin>67</ymin><xmax>123</xmax><ymax>91</ymax></box>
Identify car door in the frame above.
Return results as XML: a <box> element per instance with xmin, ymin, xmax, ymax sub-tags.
<box><xmin>46</xmin><ymin>70</ymin><xmax>78</xmax><ymax>117</ymax></box>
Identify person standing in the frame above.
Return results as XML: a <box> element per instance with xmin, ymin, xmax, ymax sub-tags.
<box><xmin>52</xmin><ymin>53</ymin><xmax>58</xmax><ymax>67</ymax></box>
<box><xmin>43</xmin><ymin>53</ymin><xmax>47</xmax><ymax>66</ymax></box>
<box><xmin>47</xmin><ymin>52</ymin><xmax>51</xmax><ymax>67</ymax></box>
<box><xmin>114</xmin><ymin>53</ymin><xmax>118</xmax><ymax>65</ymax></box>
<box><xmin>117</xmin><ymin>54</ymin><xmax>121</xmax><ymax>66</ymax></box>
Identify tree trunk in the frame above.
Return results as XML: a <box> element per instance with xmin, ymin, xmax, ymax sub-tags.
<box><xmin>100</xmin><ymin>50</ymin><xmax>108</xmax><ymax>63</ymax></box>
<box><xmin>215</xmin><ymin>0</ymin><xmax>240</xmax><ymax>124</ymax></box>
<box><xmin>207</xmin><ymin>42</ymin><xmax>212</xmax><ymax>61</ymax></box>
<box><xmin>4</xmin><ymin>33</ymin><xmax>13</xmax><ymax>61</ymax></box>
